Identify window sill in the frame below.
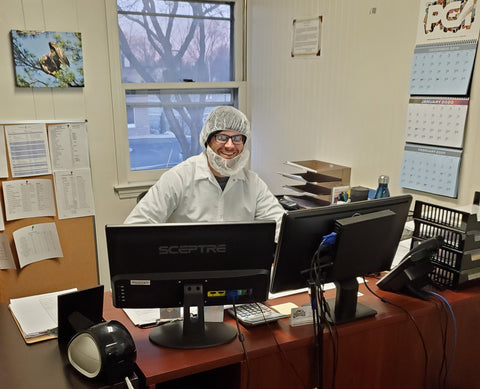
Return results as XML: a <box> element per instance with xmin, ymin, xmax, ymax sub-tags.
<box><xmin>114</xmin><ymin>181</ymin><xmax>155</xmax><ymax>200</ymax></box>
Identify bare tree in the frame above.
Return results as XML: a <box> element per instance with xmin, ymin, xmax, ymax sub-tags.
<box><xmin>118</xmin><ymin>1</ymin><xmax>230</xmax><ymax>158</ymax></box>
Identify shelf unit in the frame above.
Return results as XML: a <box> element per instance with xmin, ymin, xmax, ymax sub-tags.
<box><xmin>279</xmin><ymin>160</ymin><xmax>351</xmax><ymax>208</ymax></box>
<box><xmin>411</xmin><ymin>197</ymin><xmax>480</xmax><ymax>289</ymax></box>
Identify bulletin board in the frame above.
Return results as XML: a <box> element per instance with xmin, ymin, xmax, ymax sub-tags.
<box><xmin>0</xmin><ymin>121</ymin><xmax>98</xmax><ymax>302</ymax></box>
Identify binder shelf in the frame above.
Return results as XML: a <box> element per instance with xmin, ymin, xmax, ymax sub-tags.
<box><xmin>412</xmin><ymin>200</ymin><xmax>480</xmax><ymax>289</ymax></box>
<box><xmin>280</xmin><ymin>160</ymin><xmax>351</xmax><ymax>208</ymax></box>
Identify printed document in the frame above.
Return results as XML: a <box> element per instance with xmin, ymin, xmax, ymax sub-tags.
<box><xmin>54</xmin><ymin>169</ymin><xmax>95</xmax><ymax>219</ymax></box>
<box><xmin>0</xmin><ymin>234</ymin><xmax>16</xmax><ymax>269</ymax></box>
<box><xmin>4</xmin><ymin>124</ymin><xmax>52</xmax><ymax>177</ymax></box>
<box><xmin>0</xmin><ymin>126</ymin><xmax>8</xmax><ymax>178</ymax></box>
<box><xmin>9</xmin><ymin>288</ymin><xmax>77</xmax><ymax>338</ymax></box>
<box><xmin>13</xmin><ymin>222</ymin><xmax>63</xmax><ymax>268</ymax></box>
<box><xmin>2</xmin><ymin>179</ymin><xmax>56</xmax><ymax>221</ymax></box>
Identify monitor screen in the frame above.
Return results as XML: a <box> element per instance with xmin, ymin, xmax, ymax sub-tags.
<box><xmin>270</xmin><ymin>195</ymin><xmax>412</xmax><ymax>324</ymax></box>
<box><xmin>106</xmin><ymin>220</ymin><xmax>276</xmax><ymax>349</ymax></box>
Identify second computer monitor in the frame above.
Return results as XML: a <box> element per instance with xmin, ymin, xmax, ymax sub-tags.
<box><xmin>270</xmin><ymin>195</ymin><xmax>412</xmax><ymax>323</ymax></box>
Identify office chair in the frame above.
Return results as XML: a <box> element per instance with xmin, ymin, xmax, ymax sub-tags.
<box><xmin>137</xmin><ymin>190</ymin><xmax>148</xmax><ymax>203</ymax></box>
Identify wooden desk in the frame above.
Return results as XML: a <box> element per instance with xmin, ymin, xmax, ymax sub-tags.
<box><xmin>102</xmin><ymin>281</ymin><xmax>480</xmax><ymax>389</ymax></box>
<box><xmin>0</xmin><ymin>302</ymin><xmax>140</xmax><ymax>389</ymax></box>
<box><xmin>2</xmin><ymin>281</ymin><xmax>479</xmax><ymax>389</ymax></box>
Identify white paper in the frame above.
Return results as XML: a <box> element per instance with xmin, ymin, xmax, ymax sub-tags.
<box><xmin>4</xmin><ymin>124</ymin><xmax>52</xmax><ymax>177</ymax></box>
<box><xmin>0</xmin><ymin>234</ymin><xmax>16</xmax><ymax>269</ymax></box>
<box><xmin>291</xmin><ymin>16</ymin><xmax>322</xmax><ymax>57</ymax></box>
<box><xmin>9</xmin><ymin>288</ymin><xmax>77</xmax><ymax>337</ymax></box>
<box><xmin>123</xmin><ymin>308</ymin><xmax>161</xmax><ymax>326</ymax></box>
<box><xmin>0</xmin><ymin>200</ymin><xmax>4</xmax><ymax>232</ymax></box>
<box><xmin>0</xmin><ymin>126</ymin><xmax>8</xmax><ymax>178</ymax></box>
<box><xmin>278</xmin><ymin>172</ymin><xmax>307</xmax><ymax>183</ymax></box>
<box><xmin>2</xmin><ymin>179</ymin><xmax>56</xmax><ymax>221</ymax></box>
<box><xmin>391</xmin><ymin>239</ymin><xmax>412</xmax><ymax>269</ymax></box>
<box><xmin>13</xmin><ymin>222</ymin><xmax>63</xmax><ymax>268</ymax></box>
<box><xmin>48</xmin><ymin>122</ymin><xmax>90</xmax><ymax>170</ymax></box>
<box><xmin>268</xmin><ymin>278</ymin><xmax>366</xmax><ymax>300</ymax></box>
<box><xmin>53</xmin><ymin>169</ymin><xmax>95</xmax><ymax>219</ymax></box>
<box><xmin>284</xmin><ymin>160</ymin><xmax>317</xmax><ymax>173</ymax></box>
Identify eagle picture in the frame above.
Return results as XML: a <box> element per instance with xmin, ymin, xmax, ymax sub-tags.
<box><xmin>39</xmin><ymin>41</ymin><xmax>70</xmax><ymax>76</ymax></box>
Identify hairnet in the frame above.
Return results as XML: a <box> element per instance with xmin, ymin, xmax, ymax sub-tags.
<box><xmin>199</xmin><ymin>106</ymin><xmax>250</xmax><ymax>147</ymax></box>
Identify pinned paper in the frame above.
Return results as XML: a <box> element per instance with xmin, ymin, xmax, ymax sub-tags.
<box><xmin>13</xmin><ymin>222</ymin><xmax>63</xmax><ymax>268</ymax></box>
<box><xmin>0</xmin><ymin>234</ymin><xmax>16</xmax><ymax>269</ymax></box>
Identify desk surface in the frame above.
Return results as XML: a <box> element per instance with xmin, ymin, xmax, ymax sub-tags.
<box><xmin>102</xmin><ymin>280</ymin><xmax>480</xmax><ymax>389</ymax></box>
<box><xmin>0</xmin><ymin>302</ymin><xmax>138</xmax><ymax>389</ymax></box>
<box><xmin>2</xmin><ymin>280</ymin><xmax>480</xmax><ymax>389</ymax></box>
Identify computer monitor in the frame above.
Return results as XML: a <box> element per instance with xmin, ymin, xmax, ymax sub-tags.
<box><xmin>270</xmin><ymin>195</ymin><xmax>412</xmax><ymax>324</ymax></box>
<box><xmin>106</xmin><ymin>221</ymin><xmax>276</xmax><ymax>349</ymax></box>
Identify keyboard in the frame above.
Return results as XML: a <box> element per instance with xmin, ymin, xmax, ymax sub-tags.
<box><xmin>227</xmin><ymin>303</ymin><xmax>289</xmax><ymax>327</ymax></box>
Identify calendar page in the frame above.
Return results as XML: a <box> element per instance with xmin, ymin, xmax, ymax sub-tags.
<box><xmin>409</xmin><ymin>40</ymin><xmax>477</xmax><ymax>96</ymax></box>
<box><xmin>405</xmin><ymin>97</ymin><xmax>469</xmax><ymax>148</ymax></box>
<box><xmin>416</xmin><ymin>0</ymin><xmax>480</xmax><ymax>45</ymax></box>
<box><xmin>399</xmin><ymin>144</ymin><xmax>462</xmax><ymax>198</ymax></box>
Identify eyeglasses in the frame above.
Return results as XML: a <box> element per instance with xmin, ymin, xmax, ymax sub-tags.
<box><xmin>213</xmin><ymin>134</ymin><xmax>245</xmax><ymax>145</ymax></box>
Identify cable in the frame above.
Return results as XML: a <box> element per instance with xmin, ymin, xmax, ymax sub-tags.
<box><xmin>363</xmin><ymin>277</ymin><xmax>429</xmax><ymax>388</ymax></box>
<box><xmin>423</xmin><ymin>290</ymin><xmax>457</xmax><ymax>389</ymax></box>
<box><xmin>317</xmin><ymin>284</ymin><xmax>338</xmax><ymax>389</ymax></box>
<box><xmin>231</xmin><ymin>303</ymin><xmax>251</xmax><ymax>389</ymax></box>
<box><xmin>427</xmin><ymin>293</ymin><xmax>449</xmax><ymax>387</ymax></box>
<box><xmin>233</xmin><ymin>302</ymin><xmax>309</xmax><ymax>389</ymax></box>
<box><xmin>310</xmin><ymin>260</ymin><xmax>338</xmax><ymax>389</ymax></box>
<box><xmin>261</xmin><ymin>315</ymin><xmax>309</xmax><ymax>389</ymax></box>
<box><xmin>124</xmin><ymin>376</ymin><xmax>134</xmax><ymax>389</ymax></box>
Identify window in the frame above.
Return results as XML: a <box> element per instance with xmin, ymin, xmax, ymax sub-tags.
<box><xmin>108</xmin><ymin>0</ymin><xmax>246</xmax><ymax>196</ymax></box>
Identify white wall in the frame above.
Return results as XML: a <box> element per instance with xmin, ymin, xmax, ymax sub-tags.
<box><xmin>248</xmin><ymin>0</ymin><xmax>480</xmax><ymax>208</ymax></box>
<box><xmin>0</xmin><ymin>0</ymin><xmax>136</xmax><ymax>289</ymax></box>
<box><xmin>1</xmin><ymin>0</ymin><xmax>479</xmax><ymax>290</ymax></box>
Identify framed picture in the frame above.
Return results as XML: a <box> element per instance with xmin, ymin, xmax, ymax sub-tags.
<box><xmin>11</xmin><ymin>30</ymin><xmax>84</xmax><ymax>88</ymax></box>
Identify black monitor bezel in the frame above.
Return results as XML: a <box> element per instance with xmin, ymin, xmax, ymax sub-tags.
<box><xmin>270</xmin><ymin>195</ymin><xmax>413</xmax><ymax>294</ymax></box>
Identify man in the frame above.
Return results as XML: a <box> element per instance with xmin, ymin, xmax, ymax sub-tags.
<box><xmin>124</xmin><ymin>106</ymin><xmax>285</xmax><ymax>240</ymax></box>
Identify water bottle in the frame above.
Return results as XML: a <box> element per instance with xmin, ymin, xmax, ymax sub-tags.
<box><xmin>374</xmin><ymin>175</ymin><xmax>390</xmax><ymax>199</ymax></box>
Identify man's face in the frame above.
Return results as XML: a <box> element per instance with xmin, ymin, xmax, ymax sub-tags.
<box><xmin>208</xmin><ymin>130</ymin><xmax>244</xmax><ymax>159</ymax></box>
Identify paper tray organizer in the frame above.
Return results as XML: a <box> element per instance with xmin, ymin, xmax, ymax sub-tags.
<box><xmin>280</xmin><ymin>160</ymin><xmax>351</xmax><ymax>207</ymax></box>
<box><xmin>411</xmin><ymin>199</ymin><xmax>480</xmax><ymax>289</ymax></box>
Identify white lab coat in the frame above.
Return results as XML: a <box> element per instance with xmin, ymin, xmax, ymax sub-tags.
<box><xmin>124</xmin><ymin>152</ymin><xmax>285</xmax><ymax>240</ymax></box>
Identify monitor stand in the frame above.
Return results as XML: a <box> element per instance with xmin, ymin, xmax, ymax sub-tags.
<box><xmin>149</xmin><ymin>284</ymin><xmax>237</xmax><ymax>349</ymax></box>
<box><xmin>325</xmin><ymin>278</ymin><xmax>377</xmax><ymax>325</ymax></box>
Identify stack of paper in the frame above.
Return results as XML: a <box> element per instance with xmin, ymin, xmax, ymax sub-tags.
<box><xmin>9</xmin><ymin>288</ymin><xmax>77</xmax><ymax>342</ymax></box>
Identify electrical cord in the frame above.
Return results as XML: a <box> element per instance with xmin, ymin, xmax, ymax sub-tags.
<box><xmin>232</xmin><ymin>302</ymin><xmax>309</xmax><ymax>389</ymax></box>
<box><xmin>362</xmin><ymin>276</ymin><xmax>429</xmax><ymax>388</ymax></box>
<box><xmin>124</xmin><ymin>376</ymin><xmax>134</xmax><ymax>389</ymax></box>
<box><xmin>316</xmin><ymin>284</ymin><xmax>338</xmax><ymax>389</ymax></box>
<box><xmin>261</xmin><ymin>312</ymin><xmax>310</xmax><ymax>389</ymax></box>
<box><xmin>423</xmin><ymin>290</ymin><xmax>457</xmax><ymax>389</ymax></box>
<box><xmin>231</xmin><ymin>303</ymin><xmax>251</xmax><ymax>389</ymax></box>
<box><xmin>308</xmin><ymin>241</ymin><xmax>338</xmax><ymax>389</ymax></box>
<box><xmin>427</xmin><ymin>293</ymin><xmax>450</xmax><ymax>387</ymax></box>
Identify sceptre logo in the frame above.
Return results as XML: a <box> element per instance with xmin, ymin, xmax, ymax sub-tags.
<box><xmin>158</xmin><ymin>244</ymin><xmax>227</xmax><ymax>255</ymax></box>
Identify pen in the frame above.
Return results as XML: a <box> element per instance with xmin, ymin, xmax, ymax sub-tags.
<box><xmin>138</xmin><ymin>318</ymin><xmax>182</xmax><ymax>329</ymax></box>
<box><xmin>138</xmin><ymin>320</ymin><xmax>161</xmax><ymax>329</ymax></box>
